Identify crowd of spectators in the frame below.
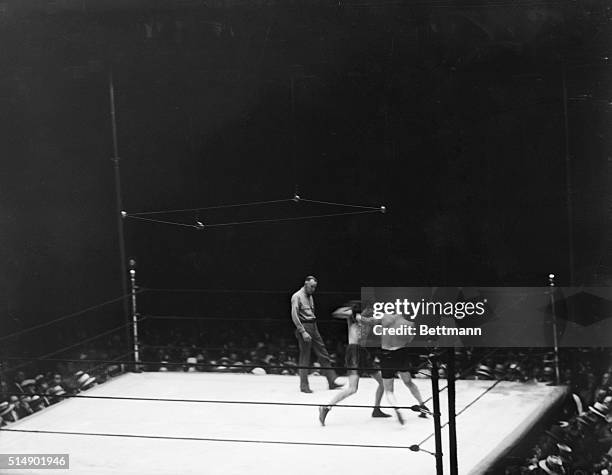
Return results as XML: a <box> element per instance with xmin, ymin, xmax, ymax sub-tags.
<box><xmin>0</xmin><ymin>369</ymin><xmax>99</xmax><ymax>426</ymax></box>
<box><xmin>511</xmin><ymin>395</ymin><xmax>612</xmax><ymax>475</ymax></box>
<box><xmin>504</xmin><ymin>350</ymin><xmax>612</xmax><ymax>475</ymax></box>
<box><xmin>0</xmin><ymin>334</ymin><xmax>127</xmax><ymax>427</ymax></box>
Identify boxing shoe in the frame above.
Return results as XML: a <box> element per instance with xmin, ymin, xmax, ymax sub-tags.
<box><xmin>418</xmin><ymin>404</ymin><xmax>430</xmax><ymax>418</ymax></box>
<box><xmin>371</xmin><ymin>408</ymin><xmax>392</xmax><ymax>418</ymax></box>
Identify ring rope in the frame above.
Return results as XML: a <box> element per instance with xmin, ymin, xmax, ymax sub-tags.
<box><xmin>23</xmin><ymin>392</ymin><xmax>430</xmax><ymax>412</ymax></box>
<box><xmin>36</xmin><ymin>321</ymin><xmax>146</xmax><ymax>361</ymax></box>
<box><xmin>295</xmin><ymin>198</ymin><xmax>380</xmax><ymax>210</ymax></box>
<box><xmin>84</xmin><ymin>351</ymin><xmax>135</xmax><ymax>376</ymax></box>
<box><xmin>129</xmin><ymin>198</ymin><xmax>294</xmax><ymax>216</ymax></box>
<box><xmin>3</xmin><ymin>321</ymin><xmax>145</xmax><ymax>374</ymax></box>
<box><xmin>125</xmin><ymin>215</ymin><xmax>197</xmax><ymax>228</ymax></box>
<box><xmin>0</xmin><ymin>427</ymin><xmax>433</xmax><ymax>453</ymax></box>
<box><xmin>0</xmin><ymin>292</ymin><xmax>142</xmax><ymax>342</ymax></box>
<box><xmin>126</xmin><ymin>196</ymin><xmax>381</xmax><ymax>217</ymax></box>
<box><xmin>419</xmin><ymin>348</ymin><xmax>501</xmax><ymax>406</ymax></box>
<box><xmin>124</xmin><ymin>209</ymin><xmax>382</xmax><ymax>230</ymax></box>
<box><xmin>417</xmin><ymin>379</ymin><xmax>503</xmax><ymax>447</ymax></box>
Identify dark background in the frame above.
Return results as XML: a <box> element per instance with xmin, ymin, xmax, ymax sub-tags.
<box><xmin>1</xmin><ymin>0</ymin><xmax>610</xmax><ymax>349</ymax></box>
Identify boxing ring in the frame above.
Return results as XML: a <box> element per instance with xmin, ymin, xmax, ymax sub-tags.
<box><xmin>1</xmin><ymin>371</ymin><xmax>566</xmax><ymax>475</ymax></box>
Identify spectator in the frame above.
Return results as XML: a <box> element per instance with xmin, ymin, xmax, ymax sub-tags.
<box><xmin>20</xmin><ymin>379</ymin><xmax>36</xmax><ymax>395</ymax></box>
<box><xmin>13</xmin><ymin>395</ymin><xmax>33</xmax><ymax>418</ymax></box>
<box><xmin>52</xmin><ymin>373</ymin><xmax>65</xmax><ymax>390</ymax></box>
<box><xmin>46</xmin><ymin>385</ymin><xmax>67</xmax><ymax>405</ymax></box>
<box><xmin>0</xmin><ymin>401</ymin><xmax>18</xmax><ymax>423</ymax></box>
<box><xmin>12</xmin><ymin>371</ymin><xmax>25</xmax><ymax>393</ymax></box>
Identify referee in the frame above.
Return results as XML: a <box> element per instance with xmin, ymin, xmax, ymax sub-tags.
<box><xmin>291</xmin><ymin>276</ymin><xmax>343</xmax><ymax>393</ymax></box>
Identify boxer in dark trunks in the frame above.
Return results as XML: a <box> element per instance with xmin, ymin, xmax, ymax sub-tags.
<box><xmin>375</xmin><ymin>312</ymin><xmax>429</xmax><ymax>425</ymax></box>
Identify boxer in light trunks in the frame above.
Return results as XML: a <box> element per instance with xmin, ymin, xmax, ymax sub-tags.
<box><xmin>318</xmin><ymin>301</ymin><xmax>390</xmax><ymax>426</ymax></box>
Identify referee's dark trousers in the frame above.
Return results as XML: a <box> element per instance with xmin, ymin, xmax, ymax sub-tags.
<box><xmin>295</xmin><ymin>321</ymin><xmax>338</xmax><ymax>391</ymax></box>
